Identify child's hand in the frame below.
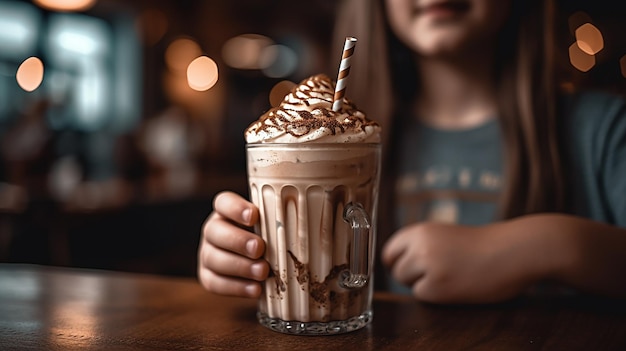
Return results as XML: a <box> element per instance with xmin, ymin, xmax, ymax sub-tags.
<box><xmin>381</xmin><ymin>221</ymin><xmax>535</xmax><ymax>304</ymax></box>
<box><xmin>197</xmin><ymin>191</ymin><xmax>269</xmax><ymax>298</ymax></box>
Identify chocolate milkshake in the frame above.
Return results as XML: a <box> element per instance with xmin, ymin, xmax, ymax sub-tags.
<box><xmin>245</xmin><ymin>74</ymin><xmax>381</xmax><ymax>335</ymax></box>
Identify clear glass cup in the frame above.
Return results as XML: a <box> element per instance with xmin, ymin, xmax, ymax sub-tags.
<box><xmin>246</xmin><ymin>143</ymin><xmax>381</xmax><ymax>335</ymax></box>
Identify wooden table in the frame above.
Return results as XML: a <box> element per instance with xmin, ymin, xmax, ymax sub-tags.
<box><xmin>1</xmin><ymin>264</ymin><xmax>625</xmax><ymax>350</ymax></box>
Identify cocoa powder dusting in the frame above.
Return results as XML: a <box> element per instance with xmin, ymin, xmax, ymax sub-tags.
<box><xmin>246</xmin><ymin>74</ymin><xmax>379</xmax><ymax>140</ymax></box>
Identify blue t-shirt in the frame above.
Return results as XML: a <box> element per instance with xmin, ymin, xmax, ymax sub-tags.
<box><xmin>395</xmin><ymin>116</ymin><xmax>502</xmax><ymax>226</ymax></box>
<box><xmin>561</xmin><ymin>91</ymin><xmax>626</xmax><ymax>227</ymax></box>
<box><xmin>394</xmin><ymin>90</ymin><xmax>626</xmax><ymax>228</ymax></box>
<box><xmin>388</xmin><ymin>90</ymin><xmax>626</xmax><ymax>293</ymax></box>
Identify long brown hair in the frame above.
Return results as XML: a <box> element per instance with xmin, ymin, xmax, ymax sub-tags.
<box><xmin>495</xmin><ymin>0</ymin><xmax>565</xmax><ymax>218</ymax></box>
<box><xmin>332</xmin><ymin>0</ymin><xmax>567</xmax><ymax>228</ymax></box>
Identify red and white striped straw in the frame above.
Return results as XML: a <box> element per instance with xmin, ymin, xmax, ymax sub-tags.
<box><xmin>332</xmin><ymin>36</ymin><xmax>357</xmax><ymax>112</ymax></box>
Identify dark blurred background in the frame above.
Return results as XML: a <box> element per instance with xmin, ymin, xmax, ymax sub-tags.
<box><xmin>0</xmin><ymin>0</ymin><xmax>624</xmax><ymax>278</ymax></box>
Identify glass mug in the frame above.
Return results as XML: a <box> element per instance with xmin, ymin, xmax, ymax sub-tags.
<box><xmin>246</xmin><ymin>143</ymin><xmax>381</xmax><ymax>335</ymax></box>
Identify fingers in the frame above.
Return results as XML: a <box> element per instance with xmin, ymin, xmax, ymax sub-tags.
<box><xmin>198</xmin><ymin>239</ymin><xmax>269</xmax><ymax>298</ymax></box>
<box><xmin>198</xmin><ymin>266</ymin><xmax>264</xmax><ymax>298</ymax></box>
<box><xmin>204</xmin><ymin>190</ymin><xmax>264</xmax><ymax>259</ymax></box>
<box><xmin>213</xmin><ymin>191</ymin><xmax>259</xmax><ymax>227</ymax></box>
<box><xmin>389</xmin><ymin>249</ymin><xmax>424</xmax><ymax>286</ymax></box>
<box><xmin>381</xmin><ymin>229</ymin><xmax>424</xmax><ymax>287</ymax></box>
<box><xmin>203</xmin><ymin>212</ymin><xmax>265</xmax><ymax>259</ymax></box>
<box><xmin>197</xmin><ymin>191</ymin><xmax>269</xmax><ymax>298</ymax></box>
<box><xmin>200</xmin><ymin>239</ymin><xmax>269</xmax><ymax>281</ymax></box>
<box><xmin>198</xmin><ymin>214</ymin><xmax>270</xmax><ymax>298</ymax></box>
<box><xmin>381</xmin><ymin>231</ymin><xmax>406</xmax><ymax>268</ymax></box>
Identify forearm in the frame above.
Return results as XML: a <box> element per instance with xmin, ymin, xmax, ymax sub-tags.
<box><xmin>500</xmin><ymin>213</ymin><xmax>626</xmax><ymax>298</ymax></box>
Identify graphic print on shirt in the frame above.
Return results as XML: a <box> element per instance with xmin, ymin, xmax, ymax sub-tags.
<box><xmin>395</xmin><ymin>118</ymin><xmax>504</xmax><ymax>226</ymax></box>
<box><xmin>396</xmin><ymin>165</ymin><xmax>501</xmax><ymax>225</ymax></box>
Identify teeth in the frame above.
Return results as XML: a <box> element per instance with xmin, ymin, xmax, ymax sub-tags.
<box><xmin>245</xmin><ymin>74</ymin><xmax>381</xmax><ymax>144</ymax></box>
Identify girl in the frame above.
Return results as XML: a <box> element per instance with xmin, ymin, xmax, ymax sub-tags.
<box><xmin>197</xmin><ymin>0</ymin><xmax>626</xmax><ymax>303</ymax></box>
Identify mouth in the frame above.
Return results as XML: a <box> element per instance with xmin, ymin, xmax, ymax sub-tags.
<box><xmin>414</xmin><ymin>0</ymin><xmax>471</xmax><ymax>17</ymax></box>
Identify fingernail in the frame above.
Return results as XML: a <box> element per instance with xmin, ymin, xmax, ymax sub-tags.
<box><xmin>246</xmin><ymin>239</ymin><xmax>258</xmax><ymax>256</ymax></box>
<box><xmin>245</xmin><ymin>283</ymin><xmax>259</xmax><ymax>297</ymax></box>
<box><xmin>242</xmin><ymin>208</ymin><xmax>252</xmax><ymax>224</ymax></box>
<box><xmin>251</xmin><ymin>262</ymin><xmax>265</xmax><ymax>279</ymax></box>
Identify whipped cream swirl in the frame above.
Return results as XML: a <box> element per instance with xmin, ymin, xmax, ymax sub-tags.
<box><xmin>245</xmin><ymin>74</ymin><xmax>381</xmax><ymax>143</ymax></box>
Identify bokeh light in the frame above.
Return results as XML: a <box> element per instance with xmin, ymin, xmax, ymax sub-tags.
<box><xmin>222</xmin><ymin>34</ymin><xmax>273</xmax><ymax>70</ymax></box>
<box><xmin>34</xmin><ymin>0</ymin><xmax>96</xmax><ymax>12</ymax></box>
<box><xmin>16</xmin><ymin>56</ymin><xmax>44</xmax><ymax>92</ymax></box>
<box><xmin>0</xmin><ymin>1</ymin><xmax>41</xmax><ymax>59</ymax></box>
<box><xmin>569</xmin><ymin>42</ymin><xmax>595</xmax><ymax>72</ymax></box>
<box><xmin>620</xmin><ymin>55</ymin><xmax>626</xmax><ymax>79</ymax></box>
<box><xmin>260</xmin><ymin>44</ymin><xmax>298</xmax><ymax>78</ymax></box>
<box><xmin>269</xmin><ymin>80</ymin><xmax>296</xmax><ymax>107</ymax></box>
<box><xmin>165</xmin><ymin>37</ymin><xmax>202</xmax><ymax>72</ymax></box>
<box><xmin>575</xmin><ymin>23</ymin><xmax>604</xmax><ymax>55</ymax></box>
<box><xmin>187</xmin><ymin>56</ymin><xmax>218</xmax><ymax>91</ymax></box>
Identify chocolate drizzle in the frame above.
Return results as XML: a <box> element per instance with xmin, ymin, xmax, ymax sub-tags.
<box><xmin>286</xmin><ymin>249</ymin><xmax>359</xmax><ymax>309</ymax></box>
<box><xmin>308</xmin><ymin>264</ymin><xmax>350</xmax><ymax>305</ymax></box>
<box><xmin>269</xmin><ymin>269</ymin><xmax>286</xmax><ymax>295</ymax></box>
<box><xmin>245</xmin><ymin>74</ymin><xmax>380</xmax><ymax>142</ymax></box>
<box><xmin>287</xmin><ymin>250</ymin><xmax>309</xmax><ymax>284</ymax></box>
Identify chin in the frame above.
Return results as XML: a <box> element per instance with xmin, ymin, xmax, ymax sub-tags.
<box><xmin>414</xmin><ymin>38</ymin><xmax>466</xmax><ymax>57</ymax></box>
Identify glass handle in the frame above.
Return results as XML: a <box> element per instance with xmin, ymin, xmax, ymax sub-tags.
<box><xmin>341</xmin><ymin>202</ymin><xmax>371</xmax><ymax>289</ymax></box>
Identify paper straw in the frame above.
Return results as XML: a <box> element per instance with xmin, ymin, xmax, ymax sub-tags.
<box><xmin>332</xmin><ymin>37</ymin><xmax>357</xmax><ymax>112</ymax></box>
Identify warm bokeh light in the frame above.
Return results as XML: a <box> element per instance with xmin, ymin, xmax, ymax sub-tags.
<box><xmin>269</xmin><ymin>80</ymin><xmax>296</xmax><ymax>107</ymax></box>
<box><xmin>222</xmin><ymin>34</ymin><xmax>274</xmax><ymax>70</ymax></box>
<box><xmin>34</xmin><ymin>0</ymin><xmax>96</xmax><ymax>12</ymax></box>
<box><xmin>136</xmin><ymin>8</ymin><xmax>168</xmax><ymax>46</ymax></box>
<box><xmin>575</xmin><ymin>23</ymin><xmax>604</xmax><ymax>55</ymax></box>
<box><xmin>16</xmin><ymin>56</ymin><xmax>44</xmax><ymax>92</ymax></box>
<box><xmin>165</xmin><ymin>37</ymin><xmax>202</xmax><ymax>72</ymax></box>
<box><xmin>569</xmin><ymin>42</ymin><xmax>595</xmax><ymax>72</ymax></box>
<box><xmin>187</xmin><ymin>56</ymin><xmax>218</xmax><ymax>91</ymax></box>
<box><xmin>620</xmin><ymin>55</ymin><xmax>626</xmax><ymax>79</ymax></box>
